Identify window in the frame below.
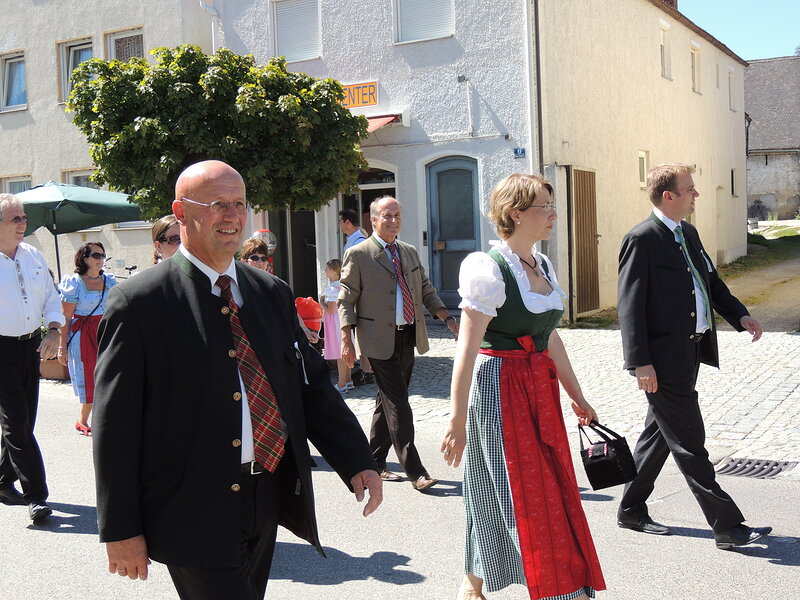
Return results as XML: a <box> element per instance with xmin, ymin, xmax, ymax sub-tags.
<box><xmin>65</xmin><ymin>169</ymin><xmax>98</xmax><ymax>189</ymax></box>
<box><xmin>1</xmin><ymin>53</ymin><xmax>26</xmax><ymax>109</ymax></box>
<box><xmin>690</xmin><ymin>43</ymin><xmax>701</xmax><ymax>93</ymax></box>
<box><xmin>659</xmin><ymin>22</ymin><xmax>671</xmax><ymax>79</ymax></box>
<box><xmin>3</xmin><ymin>176</ymin><xmax>32</xmax><ymax>194</ymax></box>
<box><xmin>731</xmin><ymin>169</ymin><xmax>736</xmax><ymax>196</ymax></box>
<box><xmin>638</xmin><ymin>151</ymin><xmax>649</xmax><ymax>188</ymax></box>
<box><xmin>396</xmin><ymin>0</ymin><xmax>454</xmax><ymax>43</ymax></box>
<box><xmin>107</xmin><ymin>29</ymin><xmax>144</xmax><ymax>61</ymax></box>
<box><xmin>715</xmin><ymin>63</ymin><xmax>720</xmax><ymax>88</ymax></box>
<box><xmin>273</xmin><ymin>0</ymin><xmax>320</xmax><ymax>63</ymax></box>
<box><xmin>728</xmin><ymin>68</ymin><xmax>736</xmax><ymax>111</ymax></box>
<box><xmin>60</xmin><ymin>39</ymin><xmax>93</xmax><ymax>101</ymax></box>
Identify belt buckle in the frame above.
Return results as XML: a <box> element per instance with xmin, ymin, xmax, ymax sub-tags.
<box><xmin>250</xmin><ymin>461</ymin><xmax>265</xmax><ymax>475</ymax></box>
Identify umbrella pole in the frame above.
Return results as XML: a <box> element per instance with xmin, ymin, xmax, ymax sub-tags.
<box><xmin>53</xmin><ymin>223</ymin><xmax>62</xmax><ymax>281</ymax></box>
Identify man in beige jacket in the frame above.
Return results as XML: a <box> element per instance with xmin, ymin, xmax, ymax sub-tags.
<box><xmin>339</xmin><ymin>196</ymin><xmax>458</xmax><ymax>491</ymax></box>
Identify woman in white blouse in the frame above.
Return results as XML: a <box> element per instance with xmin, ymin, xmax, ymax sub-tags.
<box><xmin>440</xmin><ymin>174</ymin><xmax>605</xmax><ymax>600</ymax></box>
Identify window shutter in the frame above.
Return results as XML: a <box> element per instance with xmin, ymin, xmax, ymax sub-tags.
<box><xmin>114</xmin><ymin>34</ymin><xmax>144</xmax><ymax>61</ymax></box>
<box><xmin>398</xmin><ymin>0</ymin><xmax>453</xmax><ymax>42</ymax></box>
<box><xmin>275</xmin><ymin>0</ymin><xmax>320</xmax><ymax>62</ymax></box>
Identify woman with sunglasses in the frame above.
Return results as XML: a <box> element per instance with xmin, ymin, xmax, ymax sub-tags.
<box><xmin>151</xmin><ymin>214</ymin><xmax>181</xmax><ymax>264</ymax></box>
<box><xmin>57</xmin><ymin>242</ymin><xmax>118</xmax><ymax>436</ymax></box>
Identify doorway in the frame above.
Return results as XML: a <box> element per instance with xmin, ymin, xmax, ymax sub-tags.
<box><xmin>339</xmin><ymin>167</ymin><xmax>397</xmax><ymax>247</ymax></box>
<box><xmin>266</xmin><ymin>209</ymin><xmax>318</xmax><ymax>298</ymax></box>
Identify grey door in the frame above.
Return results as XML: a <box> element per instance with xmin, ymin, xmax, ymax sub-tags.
<box><xmin>427</xmin><ymin>157</ymin><xmax>479</xmax><ymax>307</ymax></box>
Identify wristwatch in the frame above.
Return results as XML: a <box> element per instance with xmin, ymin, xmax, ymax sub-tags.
<box><xmin>48</xmin><ymin>327</ymin><xmax>61</xmax><ymax>334</ymax></box>
<box><xmin>444</xmin><ymin>315</ymin><xmax>456</xmax><ymax>324</ymax></box>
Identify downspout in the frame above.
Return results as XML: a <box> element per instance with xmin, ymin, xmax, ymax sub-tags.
<box><xmin>522</xmin><ymin>0</ymin><xmax>539</xmax><ymax>175</ymax></box>
<box><xmin>524</xmin><ymin>0</ymin><xmax>545</xmax><ymax>176</ymax></box>
<box><xmin>198</xmin><ymin>0</ymin><xmax>219</xmax><ymax>53</ymax></box>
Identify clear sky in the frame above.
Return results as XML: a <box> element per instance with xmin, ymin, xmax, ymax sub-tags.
<box><xmin>678</xmin><ymin>0</ymin><xmax>799</xmax><ymax>61</ymax></box>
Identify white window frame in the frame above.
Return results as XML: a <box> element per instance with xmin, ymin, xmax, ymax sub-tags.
<box><xmin>690</xmin><ymin>42</ymin><xmax>701</xmax><ymax>93</ymax></box>
<box><xmin>272</xmin><ymin>0</ymin><xmax>321</xmax><ymax>63</ymax></box>
<box><xmin>1</xmin><ymin>52</ymin><xmax>27</xmax><ymax>110</ymax></box>
<box><xmin>106</xmin><ymin>28</ymin><xmax>145</xmax><ymax>61</ymax></box>
<box><xmin>637</xmin><ymin>151</ymin><xmax>649</xmax><ymax>189</ymax></box>
<box><xmin>394</xmin><ymin>0</ymin><xmax>454</xmax><ymax>44</ymax></box>
<box><xmin>659</xmin><ymin>21</ymin><xmax>671</xmax><ymax>80</ymax></box>
<box><xmin>59</xmin><ymin>38</ymin><xmax>93</xmax><ymax>102</ymax></box>
<box><xmin>2</xmin><ymin>175</ymin><xmax>32</xmax><ymax>194</ymax></box>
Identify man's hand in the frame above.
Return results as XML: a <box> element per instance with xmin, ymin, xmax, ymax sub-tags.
<box><xmin>740</xmin><ymin>316</ymin><xmax>763</xmax><ymax>342</ymax></box>
<box><xmin>303</xmin><ymin>329</ymin><xmax>320</xmax><ymax>344</ymax></box>
<box><xmin>635</xmin><ymin>364</ymin><xmax>658</xmax><ymax>394</ymax></box>
<box><xmin>37</xmin><ymin>330</ymin><xmax>59</xmax><ymax>360</ymax></box>
<box><xmin>106</xmin><ymin>534</ymin><xmax>151</xmax><ymax>580</ymax></box>
<box><xmin>446</xmin><ymin>317</ymin><xmax>459</xmax><ymax>340</ymax></box>
<box><xmin>341</xmin><ymin>335</ymin><xmax>357</xmax><ymax>369</ymax></box>
<box><xmin>350</xmin><ymin>470</ymin><xmax>383</xmax><ymax>517</ymax></box>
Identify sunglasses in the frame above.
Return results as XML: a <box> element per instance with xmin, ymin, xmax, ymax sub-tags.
<box><xmin>3</xmin><ymin>215</ymin><xmax>27</xmax><ymax>224</ymax></box>
<box><xmin>158</xmin><ymin>234</ymin><xmax>181</xmax><ymax>245</ymax></box>
<box><xmin>88</xmin><ymin>252</ymin><xmax>106</xmax><ymax>260</ymax></box>
<box><xmin>246</xmin><ymin>255</ymin><xmax>269</xmax><ymax>262</ymax></box>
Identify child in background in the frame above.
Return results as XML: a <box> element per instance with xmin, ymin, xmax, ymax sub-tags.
<box><xmin>322</xmin><ymin>259</ymin><xmax>353</xmax><ymax>392</ymax></box>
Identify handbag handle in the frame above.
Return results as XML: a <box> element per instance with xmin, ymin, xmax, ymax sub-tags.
<box><xmin>578</xmin><ymin>420</ymin><xmax>623</xmax><ymax>450</ymax></box>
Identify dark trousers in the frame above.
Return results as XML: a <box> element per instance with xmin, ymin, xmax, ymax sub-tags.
<box><xmin>367</xmin><ymin>326</ymin><xmax>427</xmax><ymax>480</ymax></box>
<box><xmin>167</xmin><ymin>457</ymin><xmax>286</xmax><ymax>600</ymax></box>
<box><xmin>0</xmin><ymin>336</ymin><xmax>48</xmax><ymax>503</ymax></box>
<box><xmin>620</xmin><ymin>344</ymin><xmax>744</xmax><ymax>532</ymax></box>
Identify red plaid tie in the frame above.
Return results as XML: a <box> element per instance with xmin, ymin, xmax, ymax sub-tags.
<box><xmin>217</xmin><ymin>275</ymin><xmax>285</xmax><ymax>472</ymax></box>
<box><xmin>386</xmin><ymin>242</ymin><xmax>415</xmax><ymax>324</ymax></box>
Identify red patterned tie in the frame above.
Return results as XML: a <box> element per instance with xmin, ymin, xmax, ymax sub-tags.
<box><xmin>386</xmin><ymin>242</ymin><xmax>415</xmax><ymax>324</ymax></box>
<box><xmin>217</xmin><ymin>275</ymin><xmax>285</xmax><ymax>472</ymax></box>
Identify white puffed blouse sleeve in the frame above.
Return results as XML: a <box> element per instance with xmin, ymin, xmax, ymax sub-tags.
<box><xmin>457</xmin><ymin>252</ymin><xmax>506</xmax><ymax>317</ymax></box>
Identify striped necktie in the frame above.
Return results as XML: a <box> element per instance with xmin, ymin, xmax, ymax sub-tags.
<box><xmin>217</xmin><ymin>275</ymin><xmax>285</xmax><ymax>472</ymax></box>
<box><xmin>386</xmin><ymin>242</ymin><xmax>415</xmax><ymax>324</ymax></box>
<box><xmin>674</xmin><ymin>225</ymin><xmax>712</xmax><ymax>325</ymax></box>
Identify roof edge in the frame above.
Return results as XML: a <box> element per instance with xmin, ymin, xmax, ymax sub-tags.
<box><xmin>647</xmin><ymin>0</ymin><xmax>748</xmax><ymax>67</ymax></box>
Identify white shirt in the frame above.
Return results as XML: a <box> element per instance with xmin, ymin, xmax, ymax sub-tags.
<box><xmin>179</xmin><ymin>246</ymin><xmax>254</xmax><ymax>463</ymax></box>
<box><xmin>343</xmin><ymin>229</ymin><xmax>367</xmax><ymax>252</ymax></box>
<box><xmin>652</xmin><ymin>208</ymin><xmax>710</xmax><ymax>334</ymax></box>
<box><xmin>0</xmin><ymin>242</ymin><xmax>65</xmax><ymax>336</ymax></box>
<box><xmin>372</xmin><ymin>233</ymin><xmax>412</xmax><ymax>326</ymax></box>
<box><xmin>458</xmin><ymin>240</ymin><xmax>567</xmax><ymax>317</ymax></box>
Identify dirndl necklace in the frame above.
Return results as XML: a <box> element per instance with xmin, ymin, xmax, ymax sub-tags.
<box><xmin>517</xmin><ymin>254</ymin><xmax>540</xmax><ymax>277</ymax></box>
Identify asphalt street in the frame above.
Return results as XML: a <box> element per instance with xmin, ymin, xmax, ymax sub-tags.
<box><xmin>0</xmin><ymin>323</ymin><xmax>798</xmax><ymax>599</ymax></box>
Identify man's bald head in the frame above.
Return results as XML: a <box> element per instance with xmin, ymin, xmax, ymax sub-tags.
<box><xmin>175</xmin><ymin>160</ymin><xmax>245</xmax><ymax>201</ymax></box>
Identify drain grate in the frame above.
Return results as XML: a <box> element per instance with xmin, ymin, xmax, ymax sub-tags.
<box><xmin>715</xmin><ymin>458</ymin><xmax>797</xmax><ymax>478</ymax></box>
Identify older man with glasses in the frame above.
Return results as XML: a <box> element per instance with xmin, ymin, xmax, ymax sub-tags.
<box><xmin>0</xmin><ymin>193</ymin><xmax>65</xmax><ymax>523</ymax></box>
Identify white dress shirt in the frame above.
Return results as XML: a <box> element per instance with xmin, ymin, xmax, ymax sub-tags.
<box><xmin>372</xmin><ymin>233</ymin><xmax>412</xmax><ymax>326</ymax></box>
<box><xmin>653</xmin><ymin>208</ymin><xmax>710</xmax><ymax>333</ymax></box>
<box><xmin>0</xmin><ymin>242</ymin><xmax>65</xmax><ymax>336</ymax></box>
<box><xmin>179</xmin><ymin>246</ymin><xmax>255</xmax><ymax>463</ymax></box>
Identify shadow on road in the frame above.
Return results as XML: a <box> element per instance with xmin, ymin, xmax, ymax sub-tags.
<box><xmin>271</xmin><ymin>542</ymin><xmax>424</xmax><ymax>585</ymax></box>
<box><xmin>26</xmin><ymin>501</ymin><xmax>98</xmax><ymax>535</ymax></box>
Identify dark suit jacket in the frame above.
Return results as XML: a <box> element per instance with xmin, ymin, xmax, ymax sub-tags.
<box><xmin>617</xmin><ymin>214</ymin><xmax>748</xmax><ymax>384</ymax></box>
<box><xmin>338</xmin><ymin>237</ymin><xmax>446</xmax><ymax>359</ymax></box>
<box><xmin>93</xmin><ymin>253</ymin><xmax>377</xmax><ymax>568</ymax></box>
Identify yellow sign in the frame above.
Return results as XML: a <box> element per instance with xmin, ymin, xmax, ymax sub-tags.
<box><xmin>342</xmin><ymin>81</ymin><xmax>378</xmax><ymax>109</ymax></box>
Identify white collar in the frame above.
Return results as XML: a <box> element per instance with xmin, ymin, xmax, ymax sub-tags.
<box><xmin>653</xmin><ymin>207</ymin><xmax>681</xmax><ymax>232</ymax></box>
<box><xmin>179</xmin><ymin>245</ymin><xmax>238</xmax><ymax>290</ymax></box>
<box><xmin>371</xmin><ymin>233</ymin><xmax>398</xmax><ymax>249</ymax></box>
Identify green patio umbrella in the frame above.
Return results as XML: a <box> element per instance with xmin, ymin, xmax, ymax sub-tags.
<box><xmin>18</xmin><ymin>181</ymin><xmax>141</xmax><ymax>280</ymax></box>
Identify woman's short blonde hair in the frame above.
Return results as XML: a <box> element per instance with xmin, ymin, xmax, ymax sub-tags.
<box><xmin>488</xmin><ymin>174</ymin><xmax>553</xmax><ymax>239</ymax></box>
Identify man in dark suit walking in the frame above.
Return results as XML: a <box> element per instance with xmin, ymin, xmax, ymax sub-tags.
<box><xmin>617</xmin><ymin>162</ymin><xmax>770</xmax><ymax>550</ymax></box>
<box><xmin>93</xmin><ymin>160</ymin><xmax>382</xmax><ymax>599</ymax></box>
<box><xmin>339</xmin><ymin>196</ymin><xmax>458</xmax><ymax>491</ymax></box>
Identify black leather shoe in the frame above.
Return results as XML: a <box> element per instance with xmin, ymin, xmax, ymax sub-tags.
<box><xmin>0</xmin><ymin>486</ymin><xmax>26</xmax><ymax>506</ymax></box>
<box><xmin>714</xmin><ymin>525</ymin><xmax>772</xmax><ymax>550</ymax></box>
<box><xmin>28</xmin><ymin>503</ymin><xmax>52</xmax><ymax>523</ymax></box>
<box><xmin>617</xmin><ymin>513</ymin><xmax>671</xmax><ymax>535</ymax></box>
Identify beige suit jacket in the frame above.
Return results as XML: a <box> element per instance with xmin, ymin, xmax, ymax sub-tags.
<box><xmin>338</xmin><ymin>236</ymin><xmax>446</xmax><ymax>360</ymax></box>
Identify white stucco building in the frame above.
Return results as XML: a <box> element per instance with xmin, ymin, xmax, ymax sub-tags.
<box><xmin>1</xmin><ymin>0</ymin><xmax>749</xmax><ymax>313</ymax></box>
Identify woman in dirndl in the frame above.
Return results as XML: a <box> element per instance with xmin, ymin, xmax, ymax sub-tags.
<box><xmin>441</xmin><ymin>173</ymin><xmax>606</xmax><ymax>600</ymax></box>
<box><xmin>57</xmin><ymin>242</ymin><xmax>117</xmax><ymax>436</ymax></box>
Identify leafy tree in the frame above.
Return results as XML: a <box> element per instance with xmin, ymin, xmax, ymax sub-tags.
<box><xmin>68</xmin><ymin>45</ymin><xmax>368</xmax><ymax>219</ymax></box>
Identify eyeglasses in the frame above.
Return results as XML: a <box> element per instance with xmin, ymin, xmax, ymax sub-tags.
<box><xmin>3</xmin><ymin>215</ymin><xmax>27</xmax><ymax>224</ymax></box>
<box><xmin>157</xmin><ymin>234</ymin><xmax>181</xmax><ymax>245</ymax></box>
<box><xmin>88</xmin><ymin>252</ymin><xmax>106</xmax><ymax>260</ymax></box>
<box><xmin>181</xmin><ymin>197</ymin><xmax>249</xmax><ymax>214</ymax></box>
<box><xmin>246</xmin><ymin>255</ymin><xmax>269</xmax><ymax>262</ymax></box>
<box><xmin>524</xmin><ymin>202</ymin><xmax>556</xmax><ymax>211</ymax></box>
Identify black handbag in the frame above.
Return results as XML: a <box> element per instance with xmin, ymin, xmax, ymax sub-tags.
<box><xmin>578</xmin><ymin>421</ymin><xmax>638</xmax><ymax>491</ymax></box>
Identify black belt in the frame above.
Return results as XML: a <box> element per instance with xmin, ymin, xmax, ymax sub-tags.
<box><xmin>689</xmin><ymin>332</ymin><xmax>706</xmax><ymax>343</ymax></box>
<box><xmin>241</xmin><ymin>461</ymin><xmax>266</xmax><ymax>475</ymax></box>
<box><xmin>0</xmin><ymin>330</ymin><xmax>40</xmax><ymax>341</ymax></box>
<box><xmin>396</xmin><ymin>323</ymin><xmax>414</xmax><ymax>331</ymax></box>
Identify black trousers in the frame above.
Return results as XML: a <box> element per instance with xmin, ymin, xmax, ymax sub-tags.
<box><xmin>0</xmin><ymin>336</ymin><xmax>48</xmax><ymax>503</ymax></box>
<box><xmin>167</xmin><ymin>457</ymin><xmax>287</xmax><ymax>600</ymax></box>
<box><xmin>367</xmin><ymin>326</ymin><xmax>427</xmax><ymax>480</ymax></box>
<box><xmin>620</xmin><ymin>343</ymin><xmax>745</xmax><ymax>533</ymax></box>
